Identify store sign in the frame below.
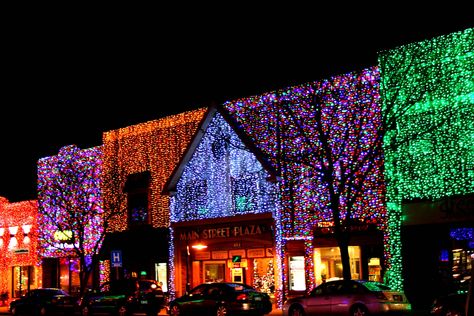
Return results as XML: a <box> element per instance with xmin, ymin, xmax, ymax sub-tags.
<box><xmin>179</xmin><ymin>224</ymin><xmax>270</xmax><ymax>241</ymax></box>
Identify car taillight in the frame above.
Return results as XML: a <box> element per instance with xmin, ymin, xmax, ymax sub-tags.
<box><xmin>236</xmin><ymin>293</ymin><xmax>248</xmax><ymax>301</ymax></box>
<box><xmin>375</xmin><ymin>292</ymin><xmax>388</xmax><ymax>300</ymax></box>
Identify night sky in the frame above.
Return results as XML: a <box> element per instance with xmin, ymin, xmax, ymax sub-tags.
<box><xmin>1</xmin><ymin>11</ymin><xmax>473</xmax><ymax>202</ymax></box>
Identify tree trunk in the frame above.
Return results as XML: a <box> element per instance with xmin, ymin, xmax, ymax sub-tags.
<box><xmin>336</xmin><ymin>232</ymin><xmax>352</xmax><ymax>281</ymax></box>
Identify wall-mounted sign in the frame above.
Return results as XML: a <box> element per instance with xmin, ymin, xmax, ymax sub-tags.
<box><xmin>194</xmin><ymin>251</ymin><xmax>211</xmax><ymax>260</ymax></box>
<box><xmin>229</xmin><ymin>249</ymin><xmax>246</xmax><ymax>258</ymax></box>
<box><xmin>247</xmin><ymin>248</ymin><xmax>265</xmax><ymax>258</ymax></box>
<box><xmin>179</xmin><ymin>223</ymin><xmax>271</xmax><ymax>241</ymax></box>
<box><xmin>212</xmin><ymin>251</ymin><xmax>228</xmax><ymax>260</ymax></box>
<box><xmin>265</xmin><ymin>248</ymin><xmax>273</xmax><ymax>257</ymax></box>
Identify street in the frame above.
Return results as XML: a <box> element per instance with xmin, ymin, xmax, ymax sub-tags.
<box><xmin>0</xmin><ymin>305</ymin><xmax>431</xmax><ymax>315</ymax></box>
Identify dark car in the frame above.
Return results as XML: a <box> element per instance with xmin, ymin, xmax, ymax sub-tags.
<box><xmin>168</xmin><ymin>282</ymin><xmax>272</xmax><ymax>316</ymax></box>
<box><xmin>9</xmin><ymin>288</ymin><xmax>76</xmax><ymax>316</ymax></box>
<box><xmin>431</xmin><ymin>292</ymin><xmax>467</xmax><ymax>316</ymax></box>
<box><xmin>79</xmin><ymin>278</ymin><xmax>165</xmax><ymax>316</ymax></box>
<box><xmin>282</xmin><ymin>279</ymin><xmax>411</xmax><ymax>316</ymax></box>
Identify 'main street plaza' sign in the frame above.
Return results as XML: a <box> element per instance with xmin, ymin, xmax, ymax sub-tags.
<box><xmin>180</xmin><ymin>223</ymin><xmax>271</xmax><ymax>241</ymax></box>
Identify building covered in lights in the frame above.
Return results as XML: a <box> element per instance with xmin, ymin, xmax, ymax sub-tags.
<box><xmin>0</xmin><ymin>197</ymin><xmax>39</xmax><ymax>301</ymax></box>
<box><xmin>380</xmin><ymin>28</ymin><xmax>474</xmax><ymax>308</ymax></box>
<box><xmin>165</xmin><ymin>66</ymin><xmax>387</xmax><ymax>306</ymax></box>
<box><xmin>99</xmin><ymin>109</ymin><xmax>206</xmax><ymax>290</ymax></box>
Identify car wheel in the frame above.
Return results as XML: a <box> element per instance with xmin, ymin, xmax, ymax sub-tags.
<box><xmin>216</xmin><ymin>305</ymin><xmax>228</xmax><ymax>316</ymax></box>
<box><xmin>170</xmin><ymin>305</ymin><xmax>181</xmax><ymax>316</ymax></box>
<box><xmin>117</xmin><ymin>305</ymin><xmax>128</xmax><ymax>316</ymax></box>
<box><xmin>350</xmin><ymin>304</ymin><xmax>369</xmax><ymax>316</ymax></box>
<box><xmin>36</xmin><ymin>306</ymin><xmax>47</xmax><ymax>316</ymax></box>
<box><xmin>10</xmin><ymin>306</ymin><xmax>18</xmax><ymax>316</ymax></box>
<box><xmin>82</xmin><ymin>305</ymin><xmax>92</xmax><ymax>316</ymax></box>
<box><xmin>289</xmin><ymin>305</ymin><xmax>305</xmax><ymax>316</ymax></box>
<box><xmin>446</xmin><ymin>309</ymin><xmax>463</xmax><ymax>316</ymax></box>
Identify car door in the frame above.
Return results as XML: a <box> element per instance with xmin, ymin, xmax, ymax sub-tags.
<box><xmin>179</xmin><ymin>284</ymin><xmax>208</xmax><ymax>315</ymax></box>
<box><xmin>329</xmin><ymin>280</ymin><xmax>358</xmax><ymax>314</ymax></box>
<box><xmin>304</xmin><ymin>283</ymin><xmax>333</xmax><ymax>315</ymax></box>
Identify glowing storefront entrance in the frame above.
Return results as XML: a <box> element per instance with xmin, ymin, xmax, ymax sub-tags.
<box><xmin>173</xmin><ymin>216</ymin><xmax>276</xmax><ymax>297</ymax></box>
<box><xmin>11</xmin><ymin>266</ymin><xmax>40</xmax><ymax>298</ymax></box>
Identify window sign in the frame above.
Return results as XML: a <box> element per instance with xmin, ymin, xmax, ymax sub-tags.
<box><xmin>289</xmin><ymin>256</ymin><xmax>306</xmax><ymax>291</ymax></box>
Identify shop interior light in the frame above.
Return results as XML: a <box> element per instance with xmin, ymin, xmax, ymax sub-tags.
<box><xmin>191</xmin><ymin>243</ymin><xmax>208</xmax><ymax>250</ymax></box>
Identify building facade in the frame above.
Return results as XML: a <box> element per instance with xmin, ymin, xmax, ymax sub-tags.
<box><xmin>100</xmin><ymin>109</ymin><xmax>206</xmax><ymax>290</ymax></box>
<box><xmin>380</xmin><ymin>28</ymin><xmax>474</xmax><ymax>308</ymax></box>
<box><xmin>166</xmin><ymin>67</ymin><xmax>387</xmax><ymax>306</ymax></box>
<box><xmin>0</xmin><ymin>197</ymin><xmax>39</xmax><ymax>302</ymax></box>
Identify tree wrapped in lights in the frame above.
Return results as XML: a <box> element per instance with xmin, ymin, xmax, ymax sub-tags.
<box><xmin>380</xmin><ymin>28</ymin><xmax>474</xmax><ymax>290</ymax></box>
<box><xmin>224</xmin><ymin>67</ymin><xmax>385</xmax><ymax>285</ymax></box>
<box><xmin>38</xmin><ymin>145</ymin><xmax>115</xmax><ymax>296</ymax></box>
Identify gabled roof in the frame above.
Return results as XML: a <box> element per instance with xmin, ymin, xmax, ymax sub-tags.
<box><xmin>163</xmin><ymin>105</ymin><xmax>277</xmax><ymax>195</ymax></box>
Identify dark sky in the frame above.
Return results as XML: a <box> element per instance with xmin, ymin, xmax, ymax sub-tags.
<box><xmin>1</xmin><ymin>11</ymin><xmax>473</xmax><ymax>202</ymax></box>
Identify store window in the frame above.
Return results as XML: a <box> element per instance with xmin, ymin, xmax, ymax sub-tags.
<box><xmin>203</xmin><ymin>262</ymin><xmax>225</xmax><ymax>283</ymax></box>
<box><xmin>289</xmin><ymin>256</ymin><xmax>306</xmax><ymax>291</ymax></box>
<box><xmin>183</xmin><ymin>180</ymin><xmax>207</xmax><ymax>219</ymax></box>
<box><xmin>231</xmin><ymin>174</ymin><xmax>258</xmax><ymax>213</ymax></box>
<box><xmin>12</xmin><ymin>266</ymin><xmax>37</xmax><ymax>298</ymax></box>
<box><xmin>125</xmin><ymin>172</ymin><xmax>151</xmax><ymax>227</ymax></box>
<box><xmin>253</xmin><ymin>258</ymin><xmax>275</xmax><ymax>294</ymax></box>
<box><xmin>314</xmin><ymin>246</ymin><xmax>361</xmax><ymax>284</ymax></box>
<box><xmin>59</xmin><ymin>258</ymin><xmax>81</xmax><ymax>296</ymax></box>
<box><xmin>155</xmin><ymin>262</ymin><xmax>168</xmax><ymax>292</ymax></box>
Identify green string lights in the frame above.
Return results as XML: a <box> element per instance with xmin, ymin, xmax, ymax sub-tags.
<box><xmin>380</xmin><ymin>28</ymin><xmax>474</xmax><ymax>290</ymax></box>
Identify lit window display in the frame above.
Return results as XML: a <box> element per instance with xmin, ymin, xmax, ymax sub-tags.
<box><xmin>288</xmin><ymin>256</ymin><xmax>305</xmax><ymax>291</ymax></box>
<box><xmin>313</xmin><ymin>246</ymin><xmax>361</xmax><ymax>285</ymax></box>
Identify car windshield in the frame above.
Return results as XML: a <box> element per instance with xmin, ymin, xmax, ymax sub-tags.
<box><xmin>225</xmin><ymin>283</ymin><xmax>254</xmax><ymax>292</ymax></box>
<box><xmin>360</xmin><ymin>281</ymin><xmax>393</xmax><ymax>291</ymax></box>
<box><xmin>139</xmin><ymin>281</ymin><xmax>158</xmax><ymax>291</ymax></box>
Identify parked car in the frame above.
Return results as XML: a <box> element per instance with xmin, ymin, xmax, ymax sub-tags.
<box><xmin>431</xmin><ymin>292</ymin><xmax>467</xmax><ymax>316</ymax></box>
<box><xmin>168</xmin><ymin>282</ymin><xmax>272</xmax><ymax>316</ymax></box>
<box><xmin>79</xmin><ymin>278</ymin><xmax>165</xmax><ymax>316</ymax></box>
<box><xmin>282</xmin><ymin>279</ymin><xmax>411</xmax><ymax>316</ymax></box>
<box><xmin>9</xmin><ymin>288</ymin><xmax>76</xmax><ymax>316</ymax></box>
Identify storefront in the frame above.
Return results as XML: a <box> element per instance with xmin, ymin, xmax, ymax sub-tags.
<box><xmin>284</xmin><ymin>225</ymin><xmax>384</xmax><ymax>297</ymax></box>
<box><xmin>0</xmin><ymin>198</ymin><xmax>40</xmax><ymax>301</ymax></box>
<box><xmin>172</xmin><ymin>214</ymin><xmax>276</xmax><ymax>297</ymax></box>
<box><xmin>401</xmin><ymin>194</ymin><xmax>474</xmax><ymax>308</ymax></box>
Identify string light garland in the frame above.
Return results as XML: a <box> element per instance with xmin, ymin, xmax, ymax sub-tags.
<box><xmin>380</xmin><ymin>28</ymin><xmax>473</xmax><ymax>290</ymax></box>
<box><xmin>102</xmin><ymin>109</ymin><xmax>206</xmax><ymax>231</ymax></box>
<box><xmin>0</xmin><ymin>198</ymin><xmax>38</xmax><ymax>297</ymax></box>
<box><xmin>168</xmin><ymin>112</ymin><xmax>282</xmax><ymax>301</ymax></box>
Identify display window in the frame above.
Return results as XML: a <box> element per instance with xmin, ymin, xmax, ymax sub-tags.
<box><xmin>252</xmin><ymin>258</ymin><xmax>275</xmax><ymax>294</ymax></box>
<box><xmin>203</xmin><ymin>261</ymin><xmax>225</xmax><ymax>283</ymax></box>
<box><xmin>313</xmin><ymin>246</ymin><xmax>361</xmax><ymax>284</ymax></box>
<box><xmin>12</xmin><ymin>266</ymin><xmax>38</xmax><ymax>298</ymax></box>
<box><xmin>59</xmin><ymin>258</ymin><xmax>81</xmax><ymax>295</ymax></box>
